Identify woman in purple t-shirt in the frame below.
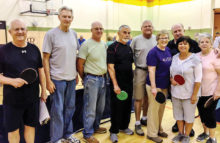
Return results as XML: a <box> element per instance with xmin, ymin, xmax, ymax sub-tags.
<box><xmin>146</xmin><ymin>30</ymin><xmax>172</xmax><ymax>143</ymax></box>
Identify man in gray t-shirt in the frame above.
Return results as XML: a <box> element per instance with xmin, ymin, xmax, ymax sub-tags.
<box><xmin>131</xmin><ymin>20</ymin><xmax>157</xmax><ymax>136</ymax></box>
<box><xmin>42</xmin><ymin>6</ymin><xmax>80</xmax><ymax>143</ymax></box>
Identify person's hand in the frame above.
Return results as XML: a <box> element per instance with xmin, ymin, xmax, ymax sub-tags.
<box><xmin>114</xmin><ymin>85</ymin><xmax>121</xmax><ymax>95</ymax></box>
<box><xmin>41</xmin><ymin>90</ymin><xmax>48</xmax><ymax>102</ymax></box>
<box><xmin>214</xmin><ymin>48</ymin><xmax>220</xmax><ymax>58</ymax></box>
<box><xmin>170</xmin><ymin>77</ymin><xmax>178</xmax><ymax>86</ymax></box>
<box><xmin>76</xmin><ymin>75</ymin><xmax>79</xmax><ymax>85</ymax></box>
<box><xmin>46</xmin><ymin>80</ymin><xmax>56</xmax><ymax>94</ymax></box>
<box><xmin>213</xmin><ymin>94</ymin><xmax>220</xmax><ymax>100</ymax></box>
<box><xmin>11</xmin><ymin>78</ymin><xmax>28</xmax><ymax>88</ymax></box>
<box><xmin>191</xmin><ymin>95</ymin><xmax>197</xmax><ymax>104</ymax></box>
<box><xmin>151</xmin><ymin>87</ymin><xmax>157</xmax><ymax>96</ymax></box>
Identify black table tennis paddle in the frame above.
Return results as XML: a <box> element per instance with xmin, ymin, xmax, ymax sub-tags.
<box><xmin>155</xmin><ymin>91</ymin><xmax>166</xmax><ymax>104</ymax></box>
<box><xmin>19</xmin><ymin>68</ymin><xmax>38</xmax><ymax>84</ymax></box>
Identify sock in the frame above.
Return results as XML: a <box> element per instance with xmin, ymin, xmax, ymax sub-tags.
<box><xmin>141</xmin><ymin>116</ymin><xmax>147</xmax><ymax>120</ymax></box>
<box><xmin>135</xmin><ymin>121</ymin><xmax>141</xmax><ymax>125</ymax></box>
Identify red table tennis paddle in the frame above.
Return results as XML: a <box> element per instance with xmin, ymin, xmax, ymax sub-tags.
<box><xmin>174</xmin><ymin>74</ymin><xmax>185</xmax><ymax>85</ymax></box>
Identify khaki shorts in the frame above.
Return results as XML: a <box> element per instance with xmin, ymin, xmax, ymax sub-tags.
<box><xmin>172</xmin><ymin>96</ymin><xmax>198</xmax><ymax>123</ymax></box>
<box><xmin>133</xmin><ymin>68</ymin><xmax>148</xmax><ymax>100</ymax></box>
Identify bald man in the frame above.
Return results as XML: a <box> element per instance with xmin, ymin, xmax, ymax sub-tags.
<box><xmin>168</xmin><ymin>24</ymin><xmax>200</xmax><ymax>56</ymax></box>
<box><xmin>77</xmin><ymin>21</ymin><xmax>107</xmax><ymax>143</ymax></box>
<box><xmin>0</xmin><ymin>19</ymin><xmax>46</xmax><ymax>143</ymax></box>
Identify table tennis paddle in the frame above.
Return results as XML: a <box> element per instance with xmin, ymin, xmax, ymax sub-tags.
<box><xmin>19</xmin><ymin>68</ymin><xmax>38</xmax><ymax>84</ymax></box>
<box><xmin>174</xmin><ymin>74</ymin><xmax>185</xmax><ymax>85</ymax></box>
<box><xmin>204</xmin><ymin>96</ymin><xmax>215</xmax><ymax>108</ymax></box>
<box><xmin>155</xmin><ymin>91</ymin><xmax>166</xmax><ymax>104</ymax></box>
<box><xmin>117</xmin><ymin>91</ymin><xmax>128</xmax><ymax>101</ymax></box>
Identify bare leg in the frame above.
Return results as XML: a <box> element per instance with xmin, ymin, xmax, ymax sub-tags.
<box><xmin>135</xmin><ymin>99</ymin><xmax>143</xmax><ymax>122</ymax></box>
<box><xmin>177</xmin><ymin>120</ymin><xmax>184</xmax><ymax>134</ymax></box>
<box><xmin>24</xmin><ymin>125</ymin><xmax>35</xmax><ymax>143</ymax></box>
<box><xmin>185</xmin><ymin>122</ymin><xmax>193</xmax><ymax>136</ymax></box>
<box><xmin>209</xmin><ymin>128</ymin><xmax>216</xmax><ymax>139</ymax></box>
<box><xmin>8</xmin><ymin>129</ymin><xmax>20</xmax><ymax>143</ymax></box>
<box><xmin>142</xmin><ymin>95</ymin><xmax>148</xmax><ymax>117</ymax></box>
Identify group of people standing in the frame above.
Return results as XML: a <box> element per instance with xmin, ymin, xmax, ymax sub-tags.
<box><xmin>0</xmin><ymin>5</ymin><xmax>220</xmax><ymax>143</ymax></box>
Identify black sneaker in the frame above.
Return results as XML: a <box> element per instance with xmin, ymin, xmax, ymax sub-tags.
<box><xmin>196</xmin><ymin>132</ymin><xmax>209</xmax><ymax>142</ymax></box>
<box><xmin>140</xmin><ymin>118</ymin><xmax>147</xmax><ymax>126</ymax></box>
<box><xmin>172</xmin><ymin>122</ymin><xmax>178</xmax><ymax>132</ymax></box>
<box><xmin>189</xmin><ymin>129</ymin><xmax>195</xmax><ymax>137</ymax></box>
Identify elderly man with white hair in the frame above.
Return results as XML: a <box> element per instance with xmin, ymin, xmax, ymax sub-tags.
<box><xmin>43</xmin><ymin>6</ymin><xmax>80</xmax><ymax>143</ymax></box>
<box><xmin>0</xmin><ymin>19</ymin><xmax>46</xmax><ymax>143</ymax></box>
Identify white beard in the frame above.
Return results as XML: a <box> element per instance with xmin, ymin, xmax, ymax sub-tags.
<box><xmin>122</xmin><ymin>39</ymin><xmax>129</xmax><ymax>43</ymax></box>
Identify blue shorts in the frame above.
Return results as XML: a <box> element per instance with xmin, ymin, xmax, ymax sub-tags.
<box><xmin>3</xmin><ymin>101</ymin><xmax>39</xmax><ymax>132</ymax></box>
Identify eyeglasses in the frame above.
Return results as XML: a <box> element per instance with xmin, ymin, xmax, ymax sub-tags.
<box><xmin>159</xmin><ymin>37</ymin><xmax>169</xmax><ymax>40</ymax></box>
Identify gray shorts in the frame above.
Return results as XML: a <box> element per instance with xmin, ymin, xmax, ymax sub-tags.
<box><xmin>172</xmin><ymin>96</ymin><xmax>198</xmax><ymax>123</ymax></box>
<box><xmin>133</xmin><ymin>68</ymin><xmax>148</xmax><ymax>100</ymax></box>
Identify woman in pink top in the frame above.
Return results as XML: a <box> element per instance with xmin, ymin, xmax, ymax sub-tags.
<box><xmin>196</xmin><ymin>33</ymin><xmax>220</xmax><ymax>143</ymax></box>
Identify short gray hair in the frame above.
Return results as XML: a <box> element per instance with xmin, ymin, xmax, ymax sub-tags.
<box><xmin>156</xmin><ymin>30</ymin><xmax>169</xmax><ymax>41</ymax></box>
<box><xmin>142</xmin><ymin>20</ymin><xmax>152</xmax><ymax>27</ymax></box>
<box><xmin>198</xmin><ymin>33</ymin><xmax>213</xmax><ymax>43</ymax></box>
<box><xmin>9</xmin><ymin>19</ymin><xmax>27</xmax><ymax>30</ymax></box>
<box><xmin>58</xmin><ymin>6</ymin><xmax>73</xmax><ymax>15</ymax></box>
<box><xmin>119</xmin><ymin>25</ymin><xmax>130</xmax><ymax>31</ymax></box>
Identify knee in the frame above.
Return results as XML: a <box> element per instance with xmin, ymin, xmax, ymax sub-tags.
<box><xmin>8</xmin><ymin>129</ymin><xmax>20</xmax><ymax>143</ymax></box>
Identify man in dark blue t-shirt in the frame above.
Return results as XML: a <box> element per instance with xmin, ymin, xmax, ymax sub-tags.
<box><xmin>0</xmin><ymin>19</ymin><xmax>46</xmax><ymax>143</ymax></box>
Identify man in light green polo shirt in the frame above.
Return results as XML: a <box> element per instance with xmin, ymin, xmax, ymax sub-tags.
<box><xmin>77</xmin><ymin>21</ymin><xmax>107</xmax><ymax>143</ymax></box>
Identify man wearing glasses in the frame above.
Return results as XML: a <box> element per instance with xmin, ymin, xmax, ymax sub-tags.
<box><xmin>77</xmin><ymin>21</ymin><xmax>107</xmax><ymax>143</ymax></box>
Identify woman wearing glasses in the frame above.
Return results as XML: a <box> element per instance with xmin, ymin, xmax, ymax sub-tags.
<box><xmin>146</xmin><ymin>30</ymin><xmax>172</xmax><ymax>143</ymax></box>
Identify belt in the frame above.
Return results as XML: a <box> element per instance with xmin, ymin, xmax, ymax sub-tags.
<box><xmin>85</xmin><ymin>73</ymin><xmax>106</xmax><ymax>78</ymax></box>
<box><xmin>136</xmin><ymin>66</ymin><xmax>148</xmax><ymax>70</ymax></box>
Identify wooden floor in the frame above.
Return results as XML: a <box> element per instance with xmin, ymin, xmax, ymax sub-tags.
<box><xmin>1</xmin><ymin>85</ymin><xmax>220</xmax><ymax>143</ymax></box>
<box><xmin>73</xmin><ymin>100</ymin><xmax>220</xmax><ymax>143</ymax></box>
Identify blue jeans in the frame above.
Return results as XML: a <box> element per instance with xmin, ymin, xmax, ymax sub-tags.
<box><xmin>83</xmin><ymin>75</ymin><xmax>106</xmax><ymax>138</ymax></box>
<box><xmin>50</xmin><ymin>79</ymin><xmax>76</xmax><ymax>142</ymax></box>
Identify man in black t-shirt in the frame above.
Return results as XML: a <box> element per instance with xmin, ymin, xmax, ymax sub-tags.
<box><xmin>168</xmin><ymin>24</ymin><xmax>200</xmax><ymax>56</ymax></box>
<box><xmin>0</xmin><ymin>19</ymin><xmax>46</xmax><ymax>143</ymax></box>
<box><xmin>107</xmin><ymin>25</ymin><xmax>134</xmax><ymax>143</ymax></box>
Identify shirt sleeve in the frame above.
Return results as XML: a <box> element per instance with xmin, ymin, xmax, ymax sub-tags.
<box><xmin>0</xmin><ymin>48</ymin><xmax>4</xmax><ymax>73</ymax></box>
<box><xmin>78</xmin><ymin>42</ymin><xmax>88</xmax><ymax>60</ymax></box>
<box><xmin>107</xmin><ymin>44</ymin><xmax>115</xmax><ymax>64</ymax></box>
<box><xmin>214</xmin><ymin>56</ymin><xmax>220</xmax><ymax>69</ymax></box>
<box><xmin>42</xmin><ymin>32</ymin><xmax>53</xmax><ymax>54</ymax></box>
<box><xmin>194</xmin><ymin>62</ymin><xmax>202</xmax><ymax>82</ymax></box>
<box><xmin>147</xmin><ymin>49</ymin><xmax>157</xmax><ymax>66</ymax></box>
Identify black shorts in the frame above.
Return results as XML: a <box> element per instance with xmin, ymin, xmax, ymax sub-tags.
<box><xmin>197</xmin><ymin>96</ymin><xmax>218</xmax><ymax>128</ymax></box>
<box><xmin>3</xmin><ymin>102</ymin><xmax>39</xmax><ymax>132</ymax></box>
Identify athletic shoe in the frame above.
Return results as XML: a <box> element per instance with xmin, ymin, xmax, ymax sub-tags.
<box><xmin>135</xmin><ymin>124</ymin><xmax>144</xmax><ymax>136</ymax></box>
<box><xmin>196</xmin><ymin>132</ymin><xmax>209</xmax><ymax>142</ymax></box>
<box><xmin>172</xmin><ymin>134</ymin><xmax>183</xmax><ymax>143</ymax></box>
<box><xmin>110</xmin><ymin>133</ymin><xmax>118</xmax><ymax>143</ymax></box>
<box><xmin>120</xmin><ymin>128</ymin><xmax>134</xmax><ymax>135</ymax></box>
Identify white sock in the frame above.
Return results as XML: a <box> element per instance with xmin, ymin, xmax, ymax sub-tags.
<box><xmin>141</xmin><ymin>116</ymin><xmax>147</xmax><ymax>120</ymax></box>
<box><xmin>211</xmin><ymin>137</ymin><xmax>216</xmax><ymax>141</ymax></box>
<box><xmin>135</xmin><ymin>121</ymin><xmax>141</xmax><ymax>125</ymax></box>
